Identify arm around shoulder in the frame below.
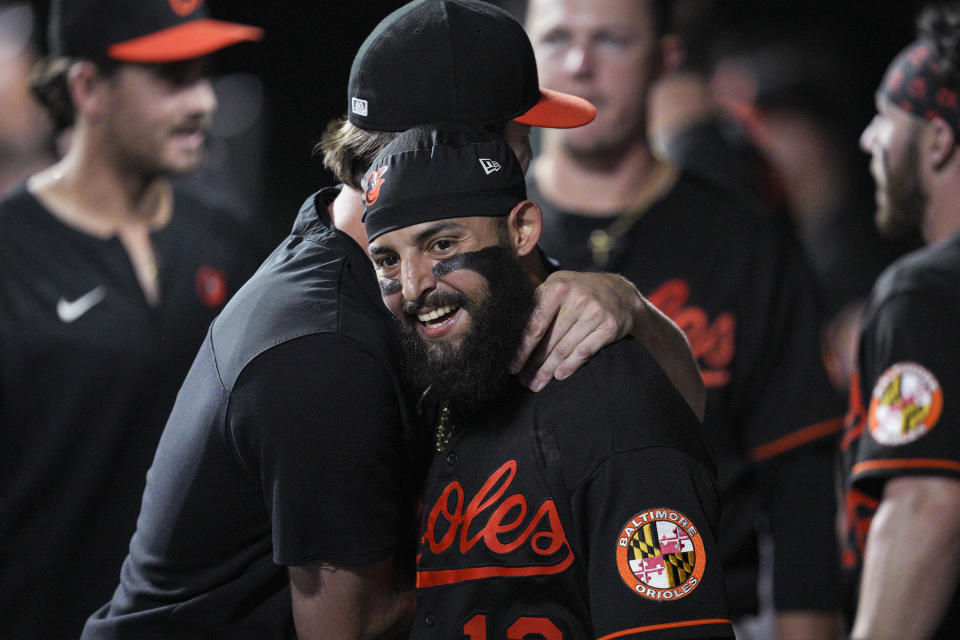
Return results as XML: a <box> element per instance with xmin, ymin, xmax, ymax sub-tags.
<box><xmin>518</xmin><ymin>270</ymin><xmax>705</xmax><ymax>420</ymax></box>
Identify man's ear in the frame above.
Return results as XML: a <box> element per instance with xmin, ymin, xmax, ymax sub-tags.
<box><xmin>927</xmin><ymin>116</ymin><xmax>957</xmax><ymax>171</ymax></box>
<box><xmin>67</xmin><ymin>61</ymin><xmax>108</xmax><ymax>121</ymax></box>
<box><xmin>506</xmin><ymin>200</ymin><xmax>542</xmax><ymax>257</ymax></box>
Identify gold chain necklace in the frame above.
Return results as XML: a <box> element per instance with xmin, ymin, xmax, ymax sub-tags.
<box><xmin>433</xmin><ymin>404</ymin><xmax>456</xmax><ymax>453</ymax></box>
<box><xmin>585</xmin><ymin>162</ymin><xmax>680</xmax><ymax>268</ymax></box>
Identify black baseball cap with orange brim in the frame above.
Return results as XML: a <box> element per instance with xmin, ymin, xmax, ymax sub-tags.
<box><xmin>49</xmin><ymin>0</ymin><xmax>263</xmax><ymax>63</ymax></box>
<box><xmin>348</xmin><ymin>0</ymin><xmax>595</xmax><ymax>132</ymax></box>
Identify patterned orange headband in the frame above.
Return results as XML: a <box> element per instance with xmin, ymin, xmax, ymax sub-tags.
<box><xmin>881</xmin><ymin>39</ymin><xmax>960</xmax><ymax>138</ymax></box>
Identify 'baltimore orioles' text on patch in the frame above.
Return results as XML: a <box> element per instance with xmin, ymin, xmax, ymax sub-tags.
<box><xmin>616</xmin><ymin>508</ymin><xmax>705</xmax><ymax>601</ymax></box>
<box><xmin>868</xmin><ymin>362</ymin><xmax>943</xmax><ymax>446</ymax></box>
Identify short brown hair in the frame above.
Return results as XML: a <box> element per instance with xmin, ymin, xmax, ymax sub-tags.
<box><xmin>29</xmin><ymin>55</ymin><xmax>121</xmax><ymax>134</ymax></box>
<box><xmin>316</xmin><ymin>116</ymin><xmax>518</xmax><ymax>190</ymax></box>
<box><xmin>315</xmin><ymin>117</ymin><xmax>399</xmax><ymax>190</ymax></box>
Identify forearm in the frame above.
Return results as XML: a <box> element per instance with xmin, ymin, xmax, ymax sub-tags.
<box><xmin>852</xmin><ymin>477</ymin><xmax>960</xmax><ymax>639</ymax></box>
<box><xmin>301</xmin><ymin>592</ymin><xmax>412</xmax><ymax>640</ymax></box>
<box><xmin>290</xmin><ymin>557</ymin><xmax>415</xmax><ymax>640</ymax></box>
<box><xmin>630</xmin><ymin>291</ymin><xmax>705</xmax><ymax>420</ymax></box>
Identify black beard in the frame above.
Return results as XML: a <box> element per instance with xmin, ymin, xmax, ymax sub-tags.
<box><xmin>876</xmin><ymin>134</ymin><xmax>927</xmax><ymax>239</ymax></box>
<box><xmin>397</xmin><ymin>247</ymin><xmax>537</xmax><ymax>422</ymax></box>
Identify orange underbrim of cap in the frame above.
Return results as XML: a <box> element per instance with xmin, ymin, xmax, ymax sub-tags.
<box><xmin>514</xmin><ymin>88</ymin><xmax>596</xmax><ymax>128</ymax></box>
<box><xmin>108</xmin><ymin>19</ymin><xmax>264</xmax><ymax>63</ymax></box>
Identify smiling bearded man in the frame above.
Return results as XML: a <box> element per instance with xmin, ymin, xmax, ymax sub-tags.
<box><xmin>395</xmin><ymin>237</ymin><xmax>537</xmax><ymax>418</ymax></box>
<box><xmin>362</xmin><ymin>122</ymin><xmax>734</xmax><ymax>640</ymax></box>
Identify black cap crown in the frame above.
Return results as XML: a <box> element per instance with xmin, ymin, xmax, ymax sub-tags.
<box><xmin>348</xmin><ymin>0</ymin><xmax>594</xmax><ymax>132</ymax></box>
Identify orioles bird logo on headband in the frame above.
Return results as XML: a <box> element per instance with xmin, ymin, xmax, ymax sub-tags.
<box><xmin>363</xmin><ymin>166</ymin><xmax>388</xmax><ymax>206</ymax></box>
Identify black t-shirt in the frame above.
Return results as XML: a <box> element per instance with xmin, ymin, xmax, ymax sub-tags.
<box><xmin>842</xmin><ymin>230</ymin><xmax>960</xmax><ymax>638</ymax></box>
<box><xmin>412</xmin><ymin>338</ymin><xmax>733</xmax><ymax>639</ymax></box>
<box><xmin>81</xmin><ymin>188</ymin><xmax>418</xmax><ymax>638</ymax></box>
<box><xmin>0</xmin><ymin>184</ymin><xmax>264</xmax><ymax>639</ymax></box>
<box><xmin>530</xmin><ymin>172</ymin><xmax>844</xmax><ymax>615</ymax></box>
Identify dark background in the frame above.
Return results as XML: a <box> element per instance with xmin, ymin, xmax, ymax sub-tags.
<box><xmin>27</xmin><ymin>0</ymin><xmax>929</xmax><ymax>240</ymax></box>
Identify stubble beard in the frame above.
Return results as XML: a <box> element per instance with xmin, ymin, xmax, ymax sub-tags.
<box><xmin>875</xmin><ymin>134</ymin><xmax>927</xmax><ymax>239</ymax></box>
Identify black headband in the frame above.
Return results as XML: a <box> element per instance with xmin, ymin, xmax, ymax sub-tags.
<box><xmin>362</xmin><ymin>124</ymin><xmax>526</xmax><ymax>243</ymax></box>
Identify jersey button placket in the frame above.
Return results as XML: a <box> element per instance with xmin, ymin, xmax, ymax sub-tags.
<box><xmin>445</xmin><ymin>452</ymin><xmax>459</xmax><ymax>466</ymax></box>
<box><xmin>424</xmin><ymin>613</ymin><xmax>436</xmax><ymax>627</ymax></box>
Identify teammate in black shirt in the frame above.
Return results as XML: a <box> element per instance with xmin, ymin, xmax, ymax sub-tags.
<box><xmin>843</xmin><ymin>4</ymin><xmax>960</xmax><ymax>637</ymax></box>
<box><xmin>81</xmin><ymin>186</ymin><xmax>419</xmax><ymax>638</ymax></box>
<box><xmin>364</xmin><ymin>122</ymin><xmax>733</xmax><ymax>639</ymax></box>
<box><xmin>0</xmin><ymin>1</ymin><xmax>263</xmax><ymax>637</ymax></box>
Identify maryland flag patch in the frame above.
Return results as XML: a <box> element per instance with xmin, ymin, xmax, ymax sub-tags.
<box><xmin>616</xmin><ymin>508</ymin><xmax>705</xmax><ymax>601</ymax></box>
<box><xmin>869</xmin><ymin>362</ymin><xmax>943</xmax><ymax>446</ymax></box>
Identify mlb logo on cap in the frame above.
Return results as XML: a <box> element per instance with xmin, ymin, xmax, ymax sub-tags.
<box><xmin>352</xmin><ymin>98</ymin><xmax>369</xmax><ymax>117</ymax></box>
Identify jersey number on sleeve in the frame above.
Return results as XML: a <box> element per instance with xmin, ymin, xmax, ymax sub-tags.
<box><xmin>464</xmin><ymin>614</ymin><xmax>562</xmax><ymax>639</ymax></box>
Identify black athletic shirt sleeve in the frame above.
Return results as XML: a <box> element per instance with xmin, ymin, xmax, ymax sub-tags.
<box><xmin>572</xmin><ymin>448</ymin><xmax>733</xmax><ymax>639</ymax></box>
<box><xmin>852</xmin><ymin>290</ymin><xmax>960</xmax><ymax>493</ymax></box>
<box><xmin>539</xmin><ymin>340</ymin><xmax>732</xmax><ymax>638</ymax></box>
<box><xmin>227</xmin><ymin>333</ymin><xmax>405</xmax><ymax>566</ymax></box>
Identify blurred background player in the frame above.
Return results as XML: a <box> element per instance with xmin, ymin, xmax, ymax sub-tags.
<box><xmin>706</xmin><ymin>28</ymin><xmax>920</xmax><ymax>394</ymax></box>
<box><xmin>0</xmin><ymin>0</ymin><xmax>264</xmax><ymax>636</ymax></box>
<box><xmin>645</xmin><ymin>0</ymin><xmax>775</xmax><ymax>214</ymax></box>
<box><xmin>844</xmin><ymin>3</ymin><xmax>960</xmax><ymax>638</ymax></box>
<box><xmin>646</xmin><ymin>0</ymin><xmax>920</xmax><ymax>396</ymax></box>
<box><xmin>0</xmin><ymin>1</ymin><xmax>55</xmax><ymax>193</ymax></box>
<box><xmin>518</xmin><ymin>0</ymin><xmax>845</xmax><ymax>637</ymax></box>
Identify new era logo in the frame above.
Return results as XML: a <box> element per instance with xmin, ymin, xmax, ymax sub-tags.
<box><xmin>479</xmin><ymin>158</ymin><xmax>501</xmax><ymax>175</ymax></box>
<box><xmin>352</xmin><ymin>97</ymin><xmax>368</xmax><ymax>117</ymax></box>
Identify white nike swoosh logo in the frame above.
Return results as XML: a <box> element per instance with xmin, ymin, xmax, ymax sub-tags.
<box><xmin>57</xmin><ymin>286</ymin><xmax>106</xmax><ymax>323</ymax></box>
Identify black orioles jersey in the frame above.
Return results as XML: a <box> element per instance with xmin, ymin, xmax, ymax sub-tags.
<box><xmin>841</xmin><ymin>230</ymin><xmax>960</xmax><ymax>639</ymax></box>
<box><xmin>412</xmin><ymin>338</ymin><xmax>733</xmax><ymax>640</ymax></box>
<box><xmin>529</xmin><ymin>172</ymin><xmax>844</xmax><ymax>615</ymax></box>
<box><xmin>0</xmin><ymin>183</ymin><xmax>264</xmax><ymax>639</ymax></box>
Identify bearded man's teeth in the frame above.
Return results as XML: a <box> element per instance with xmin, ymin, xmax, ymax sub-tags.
<box><xmin>418</xmin><ymin>305</ymin><xmax>457</xmax><ymax>323</ymax></box>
